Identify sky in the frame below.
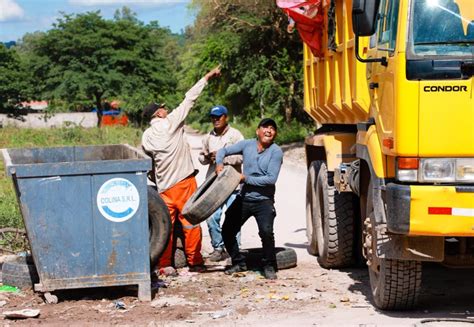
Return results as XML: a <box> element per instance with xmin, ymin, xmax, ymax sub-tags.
<box><xmin>0</xmin><ymin>0</ymin><xmax>195</xmax><ymax>42</ymax></box>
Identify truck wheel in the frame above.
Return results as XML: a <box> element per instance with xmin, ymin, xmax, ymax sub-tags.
<box><xmin>182</xmin><ymin>166</ymin><xmax>241</xmax><ymax>225</ymax></box>
<box><xmin>315</xmin><ymin>163</ymin><xmax>355</xmax><ymax>268</ymax></box>
<box><xmin>306</xmin><ymin>161</ymin><xmax>323</xmax><ymax>255</ymax></box>
<box><xmin>364</xmin><ymin>182</ymin><xmax>422</xmax><ymax>310</ymax></box>
<box><xmin>148</xmin><ymin>186</ymin><xmax>172</xmax><ymax>270</ymax></box>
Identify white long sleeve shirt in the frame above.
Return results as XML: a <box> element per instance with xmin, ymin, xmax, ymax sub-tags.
<box><xmin>198</xmin><ymin>125</ymin><xmax>244</xmax><ymax>178</ymax></box>
<box><xmin>142</xmin><ymin>77</ymin><xmax>207</xmax><ymax>192</ymax></box>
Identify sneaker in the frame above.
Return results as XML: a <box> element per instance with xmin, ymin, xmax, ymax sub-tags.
<box><xmin>263</xmin><ymin>266</ymin><xmax>277</xmax><ymax>280</ymax></box>
<box><xmin>189</xmin><ymin>264</ymin><xmax>207</xmax><ymax>273</ymax></box>
<box><xmin>208</xmin><ymin>248</ymin><xmax>230</xmax><ymax>262</ymax></box>
<box><xmin>224</xmin><ymin>263</ymin><xmax>247</xmax><ymax>275</ymax></box>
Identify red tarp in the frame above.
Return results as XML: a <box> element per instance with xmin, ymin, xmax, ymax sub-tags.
<box><xmin>276</xmin><ymin>0</ymin><xmax>325</xmax><ymax>57</ymax></box>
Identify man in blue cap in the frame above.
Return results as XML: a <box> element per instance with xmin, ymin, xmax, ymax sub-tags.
<box><xmin>199</xmin><ymin>105</ymin><xmax>244</xmax><ymax>262</ymax></box>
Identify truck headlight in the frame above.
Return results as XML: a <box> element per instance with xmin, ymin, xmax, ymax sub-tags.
<box><xmin>396</xmin><ymin>158</ymin><xmax>474</xmax><ymax>183</ymax></box>
<box><xmin>456</xmin><ymin>158</ymin><xmax>474</xmax><ymax>182</ymax></box>
<box><xmin>420</xmin><ymin>159</ymin><xmax>455</xmax><ymax>182</ymax></box>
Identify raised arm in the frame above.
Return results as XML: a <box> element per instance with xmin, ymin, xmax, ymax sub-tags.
<box><xmin>167</xmin><ymin>65</ymin><xmax>221</xmax><ymax>132</ymax></box>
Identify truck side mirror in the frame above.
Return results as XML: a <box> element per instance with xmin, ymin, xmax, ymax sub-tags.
<box><xmin>352</xmin><ymin>0</ymin><xmax>387</xmax><ymax>66</ymax></box>
<box><xmin>352</xmin><ymin>0</ymin><xmax>381</xmax><ymax>36</ymax></box>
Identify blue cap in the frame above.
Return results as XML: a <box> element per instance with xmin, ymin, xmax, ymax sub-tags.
<box><xmin>209</xmin><ymin>105</ymin><xmax>228</xmax><ymax>117</ymax></box>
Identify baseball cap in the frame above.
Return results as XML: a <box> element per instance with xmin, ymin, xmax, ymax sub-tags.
<box><xmin>142</xmin><ymin>102</ymin><xmax>165</xmax><ymax>120</ymax></box>
<box><xmin>258</xmin><ymin>118</ymin><xmax>278</xmax><ymax>130</ymax></box>
<box><xmin>209</xmin><ymin>105</ymin><xmax>228</xmax><ymax>117</ymax></box>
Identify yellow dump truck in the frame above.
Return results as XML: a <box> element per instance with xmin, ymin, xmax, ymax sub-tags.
<box><xmin>295</xmin><ymin>0</ymin><xmax>473</xmax><ymax>310</ymax></box>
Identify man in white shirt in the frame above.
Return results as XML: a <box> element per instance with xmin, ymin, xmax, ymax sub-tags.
<box><xmin>142</xmin><ymin>65</ymin><xmax>221</xmax><ymax>274</ymax></box>
<box><xmin>198</xmin><ymin>105</ymin><xmax>244</xmax><ymax>261</ymax></box>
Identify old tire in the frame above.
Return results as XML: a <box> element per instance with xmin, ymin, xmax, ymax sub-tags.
<box><xmin>173</xmin><ymin>248</ymin><xmax>187</xmax><ymax>269</ymax></box>
<box><xmin>183</xmin><ymin>166</ymin><xmax>241</xmax><ymax>225</ymax></box>
<box><xmin>148</xmin><ymin>186</ymin><xmax>172</xmax><ymax>270</ymax></box>
<box><xmin>365</xmin><ymin>181</ymin><xmax>422</xmax><ymax>310</ymax></box>
<box><xmin>315</xmin><ymin>163</ymin><xmax>355</xmax><ymax>268</ymax></box>
<box><xmin>2</xmin><ymin>256</ymin><xmax>39</xmax><ymax>290</ymax></box>
<box><xmin>244</xmin><ymin>247</ymin><xmax>297</xmax><ymax>270</ymax></box>
<box><xmin>306</xmin><ymin>161</ymin><xmax>323</xmax><ymax>256</ymax></box>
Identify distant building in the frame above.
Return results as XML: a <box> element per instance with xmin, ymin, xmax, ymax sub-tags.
<box><xmin>19</xmin><ymin>101</ymin><xmax>48</xmax><ymax>111</ymax></box>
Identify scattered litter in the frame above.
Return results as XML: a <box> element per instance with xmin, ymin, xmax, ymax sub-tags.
<box><xmin>329</xmin><ymin>303</ymin><xmax>337</xmax><ymax>309</ymax></box>
<box><xmin>211</xmin><ymin>309</ymin><xmax>231</xmax><ymax>319</ymax></box>
<box><xmin>114</xmin><ymin>300</ymin><xmax>126</xmax><ymax>310</ymax></box>
<box><xmin>340</xmin><ymin>296</ymin><xmax>350</xmax><ymax>303</ymax></box>
<box><xmin>185</xmin><ymin>320</ymin><xmax>195</xmax><ymax>323</ymax></box>
<box><xmin>0</xmin><ymin>285</ymin><xmax>20</xmax><ymax>293</ymax></box>
<box><xmin>3</xmin><ymin>308</ymin><xmax>40</xmax><ymax>319</ymax></box>
<box><xmin>232</xmin><ymin>272</ymin><xmax>246</xmax><ymax>278</ymax></box>
<box><xmin>351</xmin><ymin>305</ymin><xmax>370</xmax><ymax>308</ymax></box>
<box><xmin>44</xmin><ymin>292</ymin><xmax>58</xmax><ymax>304</ymax></box>
<box><xmin>16</xmin><ymin>251</ymin><xmax>29</xmax><ymax>257</ymax></box>
<box><xmin>0</xmin><ymin>300</ymin><xmax>6</xmax><ymax>307</ymax></box>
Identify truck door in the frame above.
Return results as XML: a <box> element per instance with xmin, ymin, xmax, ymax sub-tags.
<box><xmin>369</xmin><ymin>0</ymin><xmax>401</xmax><ymax>156</ymax></box>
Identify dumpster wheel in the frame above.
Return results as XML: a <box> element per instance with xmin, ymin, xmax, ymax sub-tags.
<box><xmin>148</xmin><ymin>186</ymin><xmax>172</xmax><ymax>270</ymax></box>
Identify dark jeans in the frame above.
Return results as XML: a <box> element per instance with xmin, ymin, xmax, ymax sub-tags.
<box><xmin>222</xmin><ymin>196</ymin><xmax>277</xmax><ymax>269</ymax></box>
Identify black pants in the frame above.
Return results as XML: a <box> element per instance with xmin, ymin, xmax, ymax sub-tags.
<box><xmin>222</xmin><ymin>196</ymin><xmax>277</xmax><ymax>269</ymax></box>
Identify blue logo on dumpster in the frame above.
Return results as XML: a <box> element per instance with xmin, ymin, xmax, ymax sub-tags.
<box><xmin>97</xmin><ymin>178</ymin><xmax>140</xmax><ymax>222</ymax></box>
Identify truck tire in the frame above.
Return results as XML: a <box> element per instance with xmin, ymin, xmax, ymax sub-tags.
<box><xmin>148</xmin><ymin>186</ymin><xmax>172</xmax><ymax>270</ymax></box>
<box><xmin>365</xmin><ymin>182</ymin><xmax>421</xmax><ymax>310</ymax></box>
<box><xmin>1</xmin><ymin>256</ymin><xmax>39</xmax><ymax>290</ymax></box>
<box><xmin>244</xmin><ymin>247</ymin><xmax>297</xmax><ymax>270</ymax></box>
<box><xmin>315</xmin><ymin>163</ymin><xmax>355</xmax><ymax>268</ymax></box>
<box><xmin>182</xmin><ymin>166</ymin><xmax>241</xmax><ymax>225</ymax></box>
<box><xmin>306</xmin><ymin>161</ymin><xmax>323</xmax><ymax>256</ymax></box>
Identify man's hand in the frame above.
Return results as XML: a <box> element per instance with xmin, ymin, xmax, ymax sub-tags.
<box><xmin>240</xmin><ymin>174</ymin><xmax>245</xmax><ymax>182</ymax></box>
<box><xmin>208</xmin><ymin>151</ymin><xmax>216</xmax><ymax>164</ymax></box>
<box><xmin>215</xmin><ymin>164</ymin><xmax>224</xmax><ymax>175</ymax></box>
<box><xmin>205</xmin><ymin>65</ymin><xmax>221</xmax><ymax>81</ymax></box>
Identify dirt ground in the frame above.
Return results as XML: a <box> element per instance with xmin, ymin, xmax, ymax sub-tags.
<box><xmin>0</xmin><ymin>130</ymin><xmax>473</xmax><ymax>326</ymax></box>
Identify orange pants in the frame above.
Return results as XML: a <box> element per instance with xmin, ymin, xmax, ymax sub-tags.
<box><xmin>159</xmin><ymin>176</ymin><xmax>203</xmax><ymax>268</ymax></box>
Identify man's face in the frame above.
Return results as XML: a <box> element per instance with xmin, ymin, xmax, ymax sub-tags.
<box><xmin>211</xmin><ymin>115</ymin><xmax>227</xmax><ymax>129</ymax></box>
<box><xmin>155</xmin><ymin>107</ymin><xmax>168</xmax><ymax>119</ymax></box>
<box><xmin>256</xmin><ymin>124</ymin><xmax>277</xmax><ymax>146</ymax></box>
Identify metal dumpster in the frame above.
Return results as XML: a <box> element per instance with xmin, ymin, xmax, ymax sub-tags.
<box><xmin>1</xmin><ymin>144</ymin><xmax>152</xmax><ymax>301</ymax></box>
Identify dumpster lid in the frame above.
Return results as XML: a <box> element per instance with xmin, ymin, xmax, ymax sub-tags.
<box><xmin>1</xmin><ymin>144</ymin><xmax>151</xmax><ymax>178</ymax></box>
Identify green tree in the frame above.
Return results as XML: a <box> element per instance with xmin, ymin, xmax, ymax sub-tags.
<box><xmin>0</xmin><ymin>44</ymin><xmax>29</xmax><ymax>111</ymax></box>
<box><xmin>29</xmin><ymin>9</ymin><xmax>179</xmax><ymax>123</ymax></box>
<box><xmin>184</xmin><ymin>0</ymin><xmax>306</xmax><ymax>126</ymax></box>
